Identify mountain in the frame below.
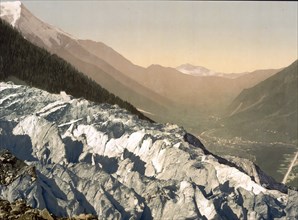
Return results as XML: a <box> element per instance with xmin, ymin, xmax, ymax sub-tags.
<box><xmin>0</xmin><ymin>1</ymin><xmax>282</xmax><ymax>132</ymax></box>
<box><xmin>0</xmin><ymin>1</ymin><xmax>172</xmax><ymax>123</ymax></box>
<box><xmin>0</xmin><ymin>18</ymin><xmax>149</xmax><ymax>121</ymax></box>
<box><xmin>140</xmin><ymin>64</ymin><xmax>281</xmax><ymax>128</ymax></box>
<box><xmin>215</xmin><ymin>60</ymin><xmax>298</xmax><ymax>144</ymax></box>
<box><xmin>176</xmin><ymin>63</ymin><xmax>248</xmax><ymax>79</ymax></box>
<box><xmin>176</xmin><ymin>63</ymin><xmax>216</xmax><ymax>77</ymax></box>
<box><xmin>78</xmin><ymin>39</ymin><xmax>146</xmax><ymax>78</ymax></box>
<box><xmin>0</xmin><ymin>81</ymin><xmax>297</xmax><ymax>219</ymax></box>
<box><xmin>78</xmin><ymin>40</ymin><xmax>281</xmax><ymax>117</ymax></box>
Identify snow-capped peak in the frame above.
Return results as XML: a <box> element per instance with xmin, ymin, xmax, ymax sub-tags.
<box><xmin>176</xmin><ymin>63</ymin><xmax>248</xmax><ymax>79</ymax></box>
<box><xmin>1</xmin><ymin>1</ymin><xmax>77</xmax><ymax>48</ymax></box>
<box><xmin>176</xmin><ymin>63</ymin><xmax>217</xmax><ymax>77</ymax></box>
<box><xmin>0</xmin><ymin>1</ymin><xmax>22</xmax><ymax>27</ymax></box>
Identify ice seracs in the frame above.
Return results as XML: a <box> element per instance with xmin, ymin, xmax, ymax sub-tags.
<box><xmin>0</xmin><ymin>82</ymin><xmax>297</xmax><ymax>219</ymax></box>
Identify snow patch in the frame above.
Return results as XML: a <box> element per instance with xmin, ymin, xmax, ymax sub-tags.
<box><xmin>58</xmin><ymin>118</ymin><xmax>83</xmax><ymax>128</ymax></box>
<box><xmin>4</xmin><ymin>99</ymin><xmax>20</xmax><ymax>108</ymax></box>
<box><xmin>36</xmin><ymin>101</ymin><xmax>68</xmax><ymax>117</ymax></box>
<box><xmin>0</xmin><ymin>82</ymin><xmax>21</xmax><ymax>91</ymax></box>
<box><xmin>1</xmin><ymin>1</ymin><xmax>77</xmax><ymax>48</ymax></box>
<box><xmin>176</xmin><ymin>64</ymin><xmax>248</xmax><ymax>79</ymax></box>
<box><xmin>0</xmin><ymin>1</ymin><xmax>21</xmax><ymax>27</ymax></box>
<box><xmin>176</xmin><ymin>64</ymin><xmax>217</xmax><ymax>77</ymax></box>
<box><xmin>0</xmin><ymin>93</ymin><xmax>21</xmax><ymax>105</ymax></box>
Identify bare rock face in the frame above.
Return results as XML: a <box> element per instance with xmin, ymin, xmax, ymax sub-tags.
<box><xmin>0</xmin><ymin>82</ymin><xmax>297</xmax><ymax>219</ymax></box>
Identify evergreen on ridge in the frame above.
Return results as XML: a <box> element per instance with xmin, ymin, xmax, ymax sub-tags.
<box><xmin>0</xmin><ymin>19</ymin><xmax>150</xmax><ymax>121</ymax></box>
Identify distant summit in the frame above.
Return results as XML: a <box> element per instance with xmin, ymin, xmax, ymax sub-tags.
<box><xmin>176</xmin><ymin>63</ymin><xmax>216</xmax><ymax>76</ymax></box>
<box><xmin>176</xmin><ymin>63</ymin><xmax>248</xmax><ymax>79</ymax></box>
<box><xmin>0</xmin><ymin>0</ymin><xmax>171</xmax><ymax>122</ymax></box>
<box><xmin>0</xmin><ymin>0</ymin><xmax>284</xmax><ymax>132</ymax></box>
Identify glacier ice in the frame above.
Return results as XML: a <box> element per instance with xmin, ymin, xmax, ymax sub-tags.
<box><xmin>0</xmin><ymin>82</ymin><xmax>297</xmax><ymax>219</ymax></box>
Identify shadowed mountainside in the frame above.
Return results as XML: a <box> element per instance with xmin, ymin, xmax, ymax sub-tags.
<box><xmin>0</xmin><ymin>18</ymin><xmax>149</xmax><ymax>121</ymax></box>
<box><xmin>214</xmin><ymin>60</ymin><xmax>298</xmax><ymax>144</ymax></box>
<box><xmin>0</xmin><ymin>2</ymin><xmax>282</xmax><ymax>131</ymax></box>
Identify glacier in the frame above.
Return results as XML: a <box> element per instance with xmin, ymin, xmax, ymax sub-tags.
<box><xmin>0</xmin><ymin>81</ymin><xmax>297</xmax><ymax>219</ymax></box>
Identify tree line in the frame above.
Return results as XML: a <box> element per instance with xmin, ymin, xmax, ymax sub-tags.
<box><xmin>0</xmin><ymin>19</ymin><xmax>151</xmax><ymax>121</ymax></box>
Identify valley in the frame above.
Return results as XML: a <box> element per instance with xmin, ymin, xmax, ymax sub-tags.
<box><xmin>1</xmin><ymin>1</ymin><xmax>297</xmax><ymax>188</ymax></box>
<box><xmin>0</xmin><ymin>1</ymin><xmax>297</xmax><ymax>219</ymax></box>
<box><xmin>200</xmin><ymin>132</ymin><xmax>298</xmax><ymax>187</ymax></box>
<box><xmin>0</xmin><ymin>1</ymin><xmax>281</xmax><ymax>127</ymax></box>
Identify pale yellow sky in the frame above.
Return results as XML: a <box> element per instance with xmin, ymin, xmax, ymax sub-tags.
<box><xmin>21</xmin><ymin>1</ymin><xmax>298</xmax><ymax>72</ymax></box>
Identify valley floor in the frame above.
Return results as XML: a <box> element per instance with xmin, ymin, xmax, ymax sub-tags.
<box><xmin>200</xmin><ymin>133</ymin><xmax>298</xmax><ymax>188</ymax></box>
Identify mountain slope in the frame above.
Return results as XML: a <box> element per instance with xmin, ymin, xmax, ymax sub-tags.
<box><xmin>219</xmin><ymin>60</ymin><xmax>298</xmax><ymax>143</ymax></box>
<box><xmin>0</xmin><ymin>1</ymin><xmax>281</xmax><ymax>131</ymax></box>
<box><xmin>0</xmin><ymin>81</ymin><xmax>297</xmax><ymax>219</ymax></box>
<box><xmin>0</xmin><ymin>1</ymin><xmax>172</xmax><ymax>122</ymax></box>
<box><xmin>78</xmin><ymin>40</ymin><xmax>281</xmax><ymax>115</ymax></box>
<box><xmin>78</xmin><ymin>39</ymin><xmax>145</xmax><ymax>77</ymax></box>
<box><xmin>0</xmin><ymin>18</ymin><xmax>148</xmax><ymax>121</ymax></box>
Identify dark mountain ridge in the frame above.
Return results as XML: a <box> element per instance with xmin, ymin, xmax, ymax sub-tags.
<box><xmin>0</xmin><ymin>1</ymin><xmax>282</xmax><ymax>132</ymax></box>
<box><xmin>216</xmin><ymin>60</ymin><xmax>298</xmax><ymax>143</ymax></box>
<box><xmin>12</xmin><ymin>3</ymin><xmax>172</xmax><ymax>122</ymax></box>
<box><xmin>0</xmin><ymin>18</ymin><xmax>149</xmax><ymax>121</ymax></box>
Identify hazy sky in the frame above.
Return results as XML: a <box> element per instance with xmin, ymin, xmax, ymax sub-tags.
<box><xmin>17</xmin><ymin>1</ymin><xmax>298</xmax><ymax>72</ymax></box>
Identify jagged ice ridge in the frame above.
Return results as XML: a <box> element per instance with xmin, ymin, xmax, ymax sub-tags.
<box><xmin>0</xmin><ymin>82</ymin><xmax>297</xmax><ymax>219</ymax></box>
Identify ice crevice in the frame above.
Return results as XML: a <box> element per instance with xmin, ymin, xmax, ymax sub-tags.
<box><xmin>0</xmin><ymin>82</ymin><xmax>296</xmax><ymax>219</ymax></box>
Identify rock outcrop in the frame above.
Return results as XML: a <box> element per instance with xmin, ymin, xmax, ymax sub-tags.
<box><xmin>0</xmin><ymin>198</ymin><xmax>97</xmax><ymax>220</ymax></box>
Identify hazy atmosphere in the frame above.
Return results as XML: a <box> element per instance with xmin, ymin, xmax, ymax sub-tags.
<box><xmin>1</xmin><ymin>0</ymin><xmax>298</xmax><ymax>218</ymax></box>
<box><xmin>14</xmin><ymin>0</ymin><xmax>298</xmax><ymax>72</ymax></box>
